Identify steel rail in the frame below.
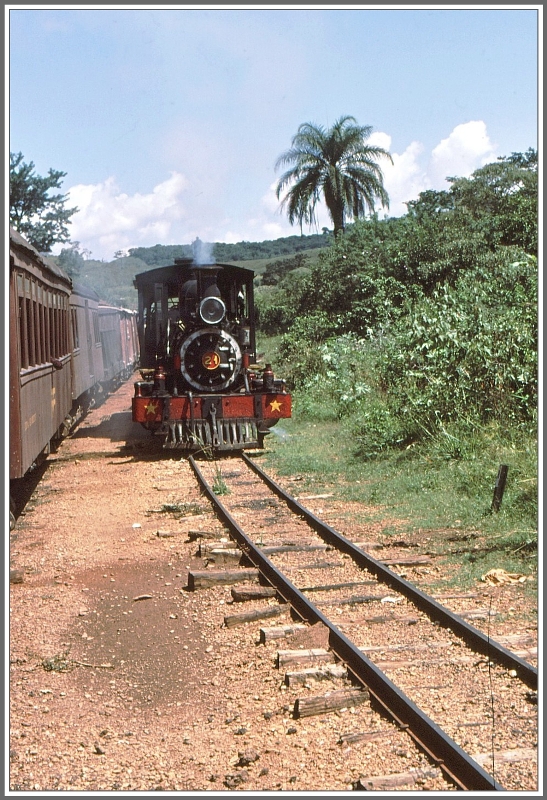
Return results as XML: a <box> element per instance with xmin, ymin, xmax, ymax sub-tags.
<box><xmin>189</xmin><ymin>454</ymin><xmax>506</xmax><ymax>791</ymax></box>
<box><xmin>243</xmin><ymin>453</ymin><xmax>537</xmax><ymax>689</ymax></box>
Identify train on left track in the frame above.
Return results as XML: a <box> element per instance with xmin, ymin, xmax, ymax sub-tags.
<box><xmin>9</xmin><ymin>227</ymin><xmax>139</xmax><ymax>500</ymax></box>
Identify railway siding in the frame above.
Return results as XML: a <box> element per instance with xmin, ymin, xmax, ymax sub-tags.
<box><xmin>188</xmin><ymin>454</ymin><xmax>538</xmax><ymax>791</ymax></box>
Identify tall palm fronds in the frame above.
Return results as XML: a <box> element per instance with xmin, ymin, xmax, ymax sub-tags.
<box><xmin>275</xmin><ymin>116</ymin><xmax>393</xmax><ymax>237</ymax></box>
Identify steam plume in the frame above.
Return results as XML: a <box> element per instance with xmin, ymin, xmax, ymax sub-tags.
<box><xmin>192</xmin><ymin>237</ymin><xmax>215</xmax><ymax>265</ymax></box>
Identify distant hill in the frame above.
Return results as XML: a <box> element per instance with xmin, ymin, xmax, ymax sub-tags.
<box><xmin>74</xmin><ymin>256</ymin><xmax>149</xmax><ymax>309</ymax></box>
<box><xmin>229</xmin><ymin>247</ymin><xmax>324</xmax><ymax>279</ymax></box>
<box><xmin>59</xmin><ymin>231</ymin><xmax>331</xmax><ymax>310</ymax></box>
<box><xmin>128</xmin><ymin>231</ymin><xmax>331</xmax><ymax>267</ymax></box>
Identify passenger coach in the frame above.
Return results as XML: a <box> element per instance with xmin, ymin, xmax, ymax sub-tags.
<box><xmin>9</xmin><ymin>227</ymin><xmax>139</xmax><ymax>517</ymax></box>
<box><xmin>9</xmin><ymin>227</ymin><xmax>73</xmax><ymax>479</ymax></box>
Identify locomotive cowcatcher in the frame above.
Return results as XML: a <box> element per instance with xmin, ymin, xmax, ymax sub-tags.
<box><xmin>132</xmin><ymin>258</ymin><xmax>291</xmax><ymax>450</ymax></box>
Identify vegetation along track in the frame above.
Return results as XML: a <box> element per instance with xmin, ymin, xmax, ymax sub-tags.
<box><xmin>189</xmin><ymin>453</ymin><xmax>538</xmax><ymax>792</ymax></box>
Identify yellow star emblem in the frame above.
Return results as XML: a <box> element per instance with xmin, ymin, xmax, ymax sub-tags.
<box><xmin>269</xmin><ymin>399</ymin><xmax>282</xmax><ymax>412</ymax></box>
<box><xmin>144</xmin><ymin>400</ymin><xmax>159</xmax><ymax>416</ymax></box>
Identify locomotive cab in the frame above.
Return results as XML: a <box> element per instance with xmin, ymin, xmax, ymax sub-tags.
<box><xmin>132</xmin><ymin>258</ymin><xmax>291</xmax><ymax>451</ymax></box>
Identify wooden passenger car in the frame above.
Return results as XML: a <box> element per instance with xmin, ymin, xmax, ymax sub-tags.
<box><xmin>9</xmin><ymin>227</ymin><xmax>73</xmax><ymax>479</ymax></box>
<box><xmin>69</xmin><ymin>281</ymin><xmax>105</xmax><ymax>408</ymax></box>
<box><xmin>10</xmin><ymin>227</ymin><xmax>141</xmax><ymax>484</ymax></box>
<box><xmin>98</xmin><ymin>304</ymin><xmax>138</xmax><ymax>384</ymax></box>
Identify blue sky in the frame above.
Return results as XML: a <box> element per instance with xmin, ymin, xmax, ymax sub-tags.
<box><xmin>8</xmin><ymin>5</ymin><xmax>540</xmax><ymax>261</ymax></box>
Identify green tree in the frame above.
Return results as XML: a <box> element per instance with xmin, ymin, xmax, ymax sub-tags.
<box><xmin>56</xmin><ymin>242</ymin><xmax>86</xmax><ymax>279</ymax></box>
<box><xmin>447</xmin><ymin>149</ymin><xmax>538</xmax><ymax>254</ymax></box>
<box><xmin>275</xmin><ymin>116</ymin><xmax>393</xmax><ymax>238</ymax></box>
<box><xmin>9</xmin><ymin>151</ymin><xmax>78</xmax><ymax>252</ymax></box>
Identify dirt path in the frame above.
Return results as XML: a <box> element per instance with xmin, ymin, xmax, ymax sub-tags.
<box><xmin>8</xmin><ymin>376</ymin><xmax>537</xmax><ymax>792</ymax></box>
<box><xmin>9</xmin><ymin>379</ymin><xmax>237</xmax><ymax>790</ymax></box>
<box><xmin>10</xmin><ymin>378</ymin><xmax>386</xmax><ymax>792</ymax></box>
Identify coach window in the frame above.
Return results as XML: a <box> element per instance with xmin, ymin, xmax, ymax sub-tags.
<box><xmin>34</xmin><ymin>282</ymin><xmax>42</xmax><ymax>364</ymax></box>
<box><xmin>71</xmin><ymin>307</ymin><xmax>79</xmax><ymax>350</ymax></box>
<box><xmin>59</xmin><ymin>295</ymin><xmax>65</xmax><ymax>356</ymax></box>
<box><xmin>50</xmin><ymin>294</ymin><xmax>55</xmax><ymax>359</ymax></box>
<box><xmin>92</xmin><ymin>310</ymin><xmax>100</xmax><ymax>345</ymax></box>
<box><xmin>17</xmin><ymin>274</ymin><xmax>27</xmax><ymax>369</ymax></box>
<box><xmin>54</xmin><ymin>295</ymin><xmax>59</xmax><ymax>357</ymax></box>
<box><xmin>28</xmin><ymin>279</ymin><xmax>37</xmax><ymax>366</ymax></box>
<box><xmin>62</xmin><ymin>297</ymin><xmax>68</xmax><ymax>354</ymax></box>
<box><xmin>48</xmin><ymin>294</ymin><xmax>53</xmax><ymax>359</ymax></box>
<box><xmin>36</xmin><ymin>284</ymin><xmax>44</xmax><ymax>364</ymax></box>
<box><xmin>38</xmin><ymin>284</ymin><xmax>43</xmax><ymax>363</ymax></box>
<box><xmin>44</xmin><ymin>290</ymin><xmax>50</xmax><ymax>362</ymax></box>
<box><xmin>58</xmin><ymin>295</ymin><xmax>64</xmax><ymax>356</ymax></box>
<box><xmin>49</xmin><ymin>297</ymin><xmax>55</xmax><ymax>359</ymax></box>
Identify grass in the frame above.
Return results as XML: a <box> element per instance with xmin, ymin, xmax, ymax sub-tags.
<box><xmin>259</xmin><ymin>409</ymin><xmax>538</xmax><ymax>586</ymax></box>
<box><xmin>237</xmin><ymin>247</ymin><xmax>326</xmax><ymax>277</ymax></box>
<box><xmin>212</xmin><ymin>461</ymin><xmax>230</xmax><ymax>495</ymax></box>
<box><xmin>255</xmin><ymin>333</ymin><xmax>284</xmax><ymax>365</ymax></box>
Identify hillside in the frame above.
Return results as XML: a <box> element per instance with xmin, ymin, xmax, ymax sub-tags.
<box><xmin>75</xmin><ymin>256</ymin><xmax>149</xmax><ymax>309</ymax></box>
<box><xmin>61</xmin><ymin>233</ymin><xmax>330</xmax><ymax>309</ymax></box>
<box><xmin>128</xmin><ymin>231</ymin><xmax>330</xmax><ymax>266</ymax></box>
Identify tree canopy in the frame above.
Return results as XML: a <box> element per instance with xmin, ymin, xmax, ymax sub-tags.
<box><xmin>257</xmin><ymin>148</ymin><xmax>537</xmax><ymax>451</ymax></box>
<box><xmin>275</xmin><ymin>115</ymin><xmax>393</xmax><ymax>237</ymax></box>
<box><xmin>9</xmin><ymin>151</ymin><xmax>78</xmax><ymax>253</ymax></box>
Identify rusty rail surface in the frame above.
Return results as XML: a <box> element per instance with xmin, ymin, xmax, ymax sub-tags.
<box><xmin>189</xmin><ymin>454</ymin><xmax>507</xmax><ymax>791</ymax></box>
<box><xmin>242</xmin><ymin>453</ymin><xmax>537</xmax><ymax>689</ymax></box>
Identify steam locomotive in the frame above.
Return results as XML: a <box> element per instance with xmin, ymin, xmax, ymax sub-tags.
<box><xmin>131</xmin><ymin>257</ymin><xmax>291</xmax><ymax>450</ymax></box>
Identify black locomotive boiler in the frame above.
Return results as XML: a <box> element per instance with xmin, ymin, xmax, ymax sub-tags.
<box><xmin>132</xmin><ymin>258</ymin><xmax>291</xmax><ymax>450</ymax></box>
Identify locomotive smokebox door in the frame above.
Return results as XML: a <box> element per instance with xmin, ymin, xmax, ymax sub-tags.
<box><xmin>179</xmin><ymin>328</ymin><xmax>242</xmax><ymax>392</ymax></box>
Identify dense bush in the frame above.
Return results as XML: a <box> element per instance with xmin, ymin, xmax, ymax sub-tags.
<box><xmin>277</xmin><ymin>313</ymin><xmax>341</xmax><ymax>387</ymax></box>
<box><xmin>264</xmin><ymin>151</ymin><xmax>537</xmax><ymax>463</ymax></box>
<box><xmin>275</xmin><ymin>246</ymin><xmax>536</xmax><ymax>459</ymax></box>
<box><xmin>379</xmin><ymin>250</ymin><xmax>537</xmax><ymax>427</ymax></box>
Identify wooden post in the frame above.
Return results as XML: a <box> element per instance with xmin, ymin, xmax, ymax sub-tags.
<box><xmin>492</xmin><ymin>464</ymin><xmax>509</xmax><ymax>512</ymax></box>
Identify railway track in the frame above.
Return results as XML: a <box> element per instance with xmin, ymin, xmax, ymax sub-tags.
<box><xmin>187</xmin><ymin>452</ymin><xmax>538</xmax><ymax>792</ymax></box>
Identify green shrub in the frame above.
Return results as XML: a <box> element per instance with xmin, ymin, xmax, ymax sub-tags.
<box><xmin>378</xmin><ymin>250</ymin><xmax>537</xmax><ymax>434</ymax></box>
<box><xmin>350</xmin><ymin>400</ymin><xmax>415</xmax><ymax>458</ymax></box>
<box><xmin>277</xmin><ymin>313</ymin><xmax>341</xmax><ymax>387</ymax></box>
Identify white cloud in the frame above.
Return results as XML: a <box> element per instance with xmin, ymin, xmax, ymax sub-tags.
<box><xmin>61</xmin><ymin>121</ymin><xmax>501</xmax><ymax>259</ymax></box>
<box><xmin>373</xmin><ymin>121</ymin><xmax>498</xmax><ymax>216</ymax></box>
<box><xmin>370</xmin><ymin>135</ymin><xmax>427</xmax><ymax>217</ymax></box>
<box><xmin>428</xmin><ymin>120</ymin><xmax>497</xmax><ymax>187</ymax></box>
<box><xmin>261</xmin><ymin>181</ymin><xmax>283</xmax><ymax>215</ymax></box>
<box><xmin>260</xmin><ymin>181</ymin><xmax>333</xmax><ymax>237</ymax></box>
<box><xmin>64</xmin><ymin>172</ymin><xmax>189</xmax><ymax>259</ymax></box>
<box><xmin>369</xmin><ymin>131</ymin><xmax>392</xmax><ymax>151</ymax></box>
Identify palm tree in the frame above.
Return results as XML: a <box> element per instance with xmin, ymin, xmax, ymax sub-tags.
<box><xmin>275</xmin><ymin>116</ymin><xmax>393</xmax><ymax>238</ymax></box>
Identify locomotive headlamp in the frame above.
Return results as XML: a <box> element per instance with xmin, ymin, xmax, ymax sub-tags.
<box><xmin>199</xmin><ymin>296</ymin><xmax>226</xmax><ymax>325</ymax></box>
